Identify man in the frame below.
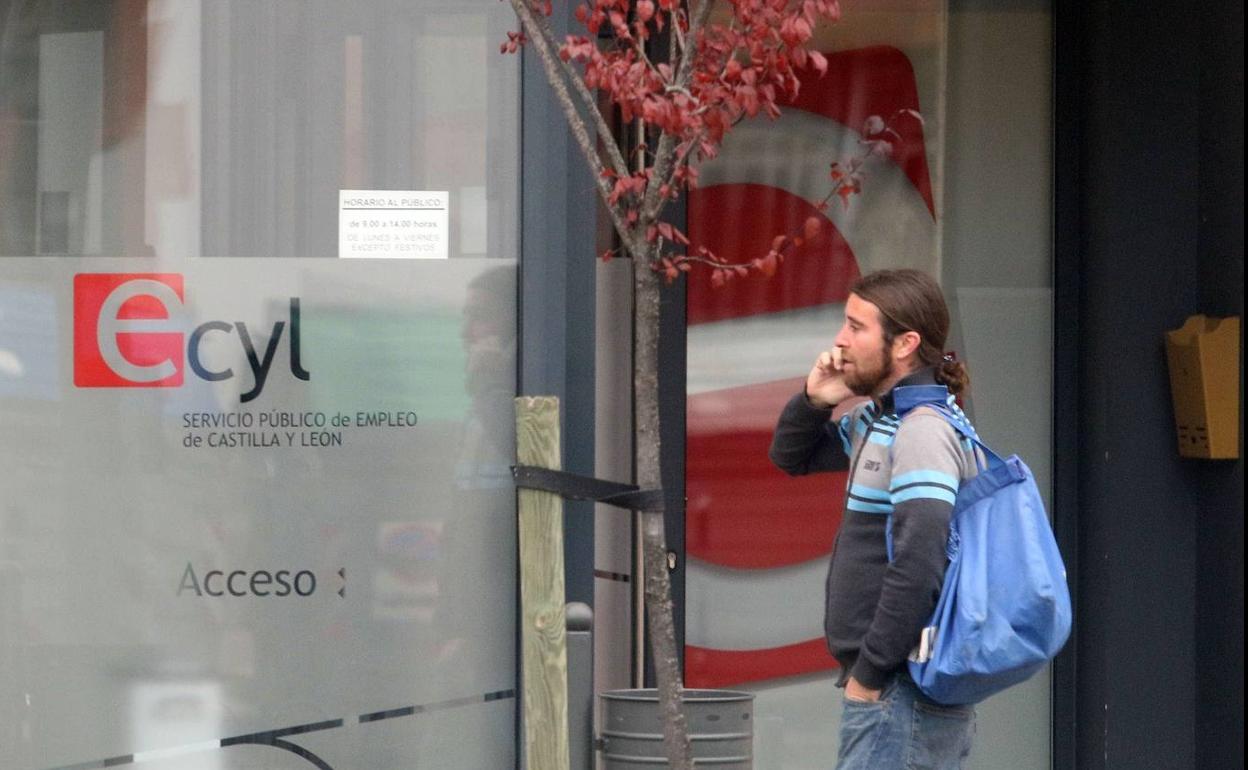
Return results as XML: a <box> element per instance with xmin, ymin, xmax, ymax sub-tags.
<box><xmin>769</xmin><ymin>269</ymin><xmax>977</xmax><ymax>769</ymax></box>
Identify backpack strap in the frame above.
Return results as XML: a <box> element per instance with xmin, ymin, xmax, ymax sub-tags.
<box><xmin>893</xmin><ymin>385</ymin><xmax>1004</xmax><ymax>469</ymax></box>
<box><xmin>884</xmin><ymin>385</ymin><xmax>1004</xmax><ymax>562</ymax></box>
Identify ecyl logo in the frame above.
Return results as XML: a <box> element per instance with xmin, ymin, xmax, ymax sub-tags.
<box><xmin>74</xmin><ymin>273</ymin><xmax>310</xmax><ymax>402</ymax></box>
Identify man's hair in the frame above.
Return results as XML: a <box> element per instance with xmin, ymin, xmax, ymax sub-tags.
<box><xmin>848</xmin><ymin>269</ymin><xmax>970</xmax><ymax>396</ymax></box>
<box><xmin>465</xmin><ymin>265</ymin><xmax>517</xmax><ymax>342</ymax></box>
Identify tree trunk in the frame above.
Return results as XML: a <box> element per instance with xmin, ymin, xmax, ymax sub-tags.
<box><xmin>633</xmin><ymin>254</ymin><xmax>694</xmax><ymax>769</ymax></box>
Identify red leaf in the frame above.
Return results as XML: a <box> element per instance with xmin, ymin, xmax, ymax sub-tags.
<box><xmin>809</xmin><ymin>50</ymin><xmax>828</xmax><ymax>76</ymax></box>
<box><xmin>759</xmin><ymin>251</ymin><xmax>779</xmax><ymax>278</ymax></box>
<box><xmin>837</xmin><ymin>184</ymin><xmax>857</xmax><ymax>209</ymax></box>
<box><xmin>803</xmin><ymin>215</ymin><xmax>821</xmax><ymax>241</ymax></box>
<box><xmin>900</xmin><ymin>108</ymin><xmax>926</xmax><ymax>126</ymax></box>
<box><xmin>637</xmin><ymin>0</ymin><xmax>655</xmax><ymax>22</ymax></box>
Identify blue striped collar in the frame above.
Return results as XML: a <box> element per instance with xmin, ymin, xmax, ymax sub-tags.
<box><xmin>893</xmin><ymin>385</ymin><xmax>952</xmax><ymax>417</ymax></box>
<box><xmin>878</xmin><ymin>366</ymin><xmax>945</xmax><ymax>417</ymax></box>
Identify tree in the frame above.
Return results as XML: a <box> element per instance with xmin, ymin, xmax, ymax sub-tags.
<box><xmin>503</xmin><ymin>2</ymin><xmax>871</xmax><ymax>767</ymax></box>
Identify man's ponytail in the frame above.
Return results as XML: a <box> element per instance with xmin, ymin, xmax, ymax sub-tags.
<box><xmin>936</xmin><ymin>354</ymin><xmax>970</xmax><ymax>397</ymax></box>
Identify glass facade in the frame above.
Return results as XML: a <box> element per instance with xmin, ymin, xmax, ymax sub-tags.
<box><xmin>2</xmin><ymin>0</ymin><xmax>1064</xmax><ymax>767</ymax></box>
<box><xmin>0</xmin><ymin>2</ymin><xmax>520</xmax><ymax>768</ymax></box>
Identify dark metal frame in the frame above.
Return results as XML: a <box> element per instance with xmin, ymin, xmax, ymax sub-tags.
<box><xmin>1051</xmin><ymin>0</ymin><xmax>1081</xmax><ymax>766</ymax></box>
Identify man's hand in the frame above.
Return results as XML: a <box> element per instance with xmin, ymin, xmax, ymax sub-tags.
<box><xmin>844</xmin><ymin>676</ymin><xmax>883</xmax><ymax>703</ymax></box>
<box><xmin>805</xmin><ymin>349</ymin><xmax>854</xmax><ymax>408</ymax></box>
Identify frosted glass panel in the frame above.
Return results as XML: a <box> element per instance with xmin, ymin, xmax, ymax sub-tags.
<box><xmin>0</xmin><ymin>259</ymin><xmax>517</xmax><ymax>769</ymax></box>
<box><xmin>0</xmin><ymin>1</ymin><xmax>519</xmax><ymax>767</ymax></box>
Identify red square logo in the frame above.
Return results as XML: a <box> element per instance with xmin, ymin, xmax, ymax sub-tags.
<box><xmin>74</xmin><ymin>274</ymin><xmax>186</xmax><ymax>388</ymax></box>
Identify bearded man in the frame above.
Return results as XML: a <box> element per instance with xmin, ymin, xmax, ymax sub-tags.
<box><xmin>769</xmin><ymin>269</ymin><xmax>979</xmax><ymax>769</ymax></box>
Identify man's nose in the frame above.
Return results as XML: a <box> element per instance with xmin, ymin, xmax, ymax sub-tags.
<box><xmin>833</xmin><ymin>324</ymin><xmax>850</xmax><ymax>348</ymax></box>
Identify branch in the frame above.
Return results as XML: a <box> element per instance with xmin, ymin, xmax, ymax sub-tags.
<box><xmin>509</xmin><ymin>0</ymin><xmax>641</xmax><ymax>253</ymax></box>
<box><xmin>668</xmin><ymin>3</ymin><xmax>678</xmax><ymax>64</ymax></box>
<box><xmin>624</xmin><ymin>13</ymin><xmax>668</xmax><ymax>86</ymax></box>
<box><xmin>658</xmin><ymin>130</ymin><xmax>701</xmax><ymax>194</ymax></box>
<box><xmin>640</xmin><ymin>0</ymin><xmax>715</xmax><ymax>226</ymax></box>
<box><xmin>671</xmin><ymin>0</ymin><xmax>715</xmax><ymax>111</ymax></box>
<box><xmin>514</xmin><ymin>0</ymin><xmax>632</xmax><ymax>183</ymax></box>
<box><xmin>714</xmin><ymin>17</ymin><xmax>740</xmax><ymax>83</ymax></box>
<box><xmin>669</xmin><ymin>254</ymin><xmax>731</xmax><ymax>269</ymax></box>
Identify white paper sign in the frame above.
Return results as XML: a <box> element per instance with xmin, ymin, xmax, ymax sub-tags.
<box><xmin>339</xmin><ymin>190</ymin><xmax>449</xmax><ymax>259</ymax></box>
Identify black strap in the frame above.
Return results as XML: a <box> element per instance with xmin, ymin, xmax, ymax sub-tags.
<box><xmin>511</xmin><ymin>465</ymin><xmax>665</xmax><ymax>512</ymax></box>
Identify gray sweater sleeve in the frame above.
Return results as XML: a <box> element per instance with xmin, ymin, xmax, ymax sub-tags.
<box><xmin>768</xmin><ymin>391</ymin><xmax>850</xmax><ymax>475</ymax></box>
<box><xmin>850</xmin><ymin>411</ymin><xmax>966</xmax><ymax>689</ymax></box>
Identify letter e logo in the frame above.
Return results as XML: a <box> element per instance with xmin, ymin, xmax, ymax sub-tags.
<box><xmin>74</xmin><ymin>273</ymin><xmax>185</xmax><ymax>387</ymax></box>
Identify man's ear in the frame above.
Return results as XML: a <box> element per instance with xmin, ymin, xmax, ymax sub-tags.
<box><xmin>892</xmin><ymin>330</ymin><xmax>922</xmax><ymax>361</ymax></box>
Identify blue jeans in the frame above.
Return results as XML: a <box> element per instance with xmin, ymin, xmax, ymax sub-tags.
<box><xmin>836</xmin><ymin>672</ymin><xmax>975</xmax><ymax>770</ymax></box>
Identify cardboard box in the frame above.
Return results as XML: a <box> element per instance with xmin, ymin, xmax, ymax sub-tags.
<box><xmin>1165</xmin><ymin>315</ymin><xmax>1240</xmax><ymax>459</ymax></box>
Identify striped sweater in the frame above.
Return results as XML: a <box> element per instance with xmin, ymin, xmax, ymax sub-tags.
<box><xmin>769</xmin><ymin>367</ymin><xmax>978</xmax><ymax>690</ymax></box>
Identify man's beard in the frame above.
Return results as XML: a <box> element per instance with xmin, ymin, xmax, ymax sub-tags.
<box><xmin>845</xmin><ymin>345</ymin><xmax>893</xmax><ymax>396</ymax></box>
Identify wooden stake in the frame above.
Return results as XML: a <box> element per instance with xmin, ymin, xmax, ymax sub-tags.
<box><xmin>515</xmin><ymin>396</ymin><xmax>570</xmax><ymax>770</ymax></box>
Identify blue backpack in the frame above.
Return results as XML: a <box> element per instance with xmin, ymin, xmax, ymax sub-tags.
<box><xmin>890</xmin><ymin>386</ymin><xmax>1072</xmax><ymax>705</ymax></box>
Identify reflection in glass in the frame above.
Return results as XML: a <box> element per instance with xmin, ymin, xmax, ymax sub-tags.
<box><xmin>0</xmin><ymin>0</ymin><xmax>519</xmax><ymax>260</ymax></box>
<box><xmin>681</xmin><ymin>3</ymin><xmax>1055</xmax><ymax>769</ymax></box>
